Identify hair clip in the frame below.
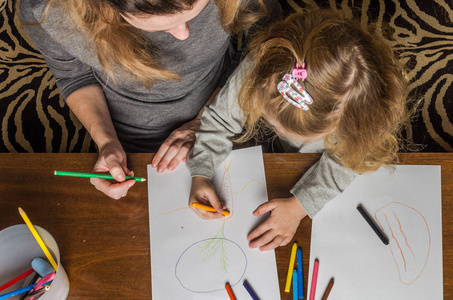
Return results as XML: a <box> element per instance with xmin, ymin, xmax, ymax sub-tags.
<box><xmin>277</xmin><ymin>74</ymin><xmax>313</xmax><ymax>110</ymax></box>
<box><xmin>292</xmin><ymin>63</ymin><xmax>307</xmax><ymax>81</ymax></box>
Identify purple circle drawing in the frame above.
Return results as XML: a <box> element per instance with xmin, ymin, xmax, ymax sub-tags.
<box><xmin>175</xmin><ymin>238</ymin><xmax>247</xmax><ymax>293</ymax></box>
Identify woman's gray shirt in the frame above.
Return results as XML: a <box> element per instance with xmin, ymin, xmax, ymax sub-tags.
<box><xmin>186</xmin><ymin>60</ymin><xmax>359</xmax><ymax>218</ymax></box>
<box><xmin>20</xmin><ymin>0</ymin><xmax>235</xmax><ymax>152</ymax></box>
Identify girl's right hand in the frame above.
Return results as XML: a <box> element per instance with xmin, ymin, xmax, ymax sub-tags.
<box><xmin>189</xmin><ymin>176</ymin><xmax>226</xmax><ymax>219</ymax></box>
<box><xmin>90</xmin><ymin>141</ymin><xmax>136</xmax><ymax>200</ymax></box>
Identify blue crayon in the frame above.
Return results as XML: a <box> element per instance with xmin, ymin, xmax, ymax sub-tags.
<box><xmin>293</xmin><ymin>270</ymin><xmax>298</xmax><ymax>300</ymax></box>
<box><xmin>243</xmin><ymin>280</ymin><xmax>259</xmax><ymax>300</ymax></box>
<box><xmin>297</xmin><ymin>248</ymin><xmax>304</xmax><ymax>299</ymax></box>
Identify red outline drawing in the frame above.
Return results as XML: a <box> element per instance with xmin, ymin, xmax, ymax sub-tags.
<box><xmin>375</xmin><ymin>202</ymin><xmax>431</xmax><ymax>285</ymax></box>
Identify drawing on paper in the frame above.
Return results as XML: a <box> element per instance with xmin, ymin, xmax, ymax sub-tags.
<box><xmin>218</xmin><ymin>159</ymin><xmax>234</xmax><ymax>218</ymax></box>
<box><xmin>198</xmin><ymin>221</ymin><xmax>228</xmax><ymax>273</ymax></box>
<box><xmin>197</xmin><ymin>158</ymin><xmax>266</xmax><ymax>273</ymax></box>
<box><xmin>175</xmin><ymin>237</ymin><xmax>248</xmax><ymax>293</ymax></box>
<box><xmin>375</xmin><ymin>202</ymin><xmax>431</xmax><ymax>285</ymax></box>
<box><xmin>149</xmin><ymin>147</ymin><xmax>281</xmax><ymax>300</ymax></box>
<box><xmin>151</xmin><ymin>159</ymin><xmax>265</xmax><ymax>221</ymax></box>
<box><xmin>192</xmin><ymin>159</ymin><xmax>234</xmax><ymax>274</ymax></box>
<box><xmin>173</xmin><ymin>158</ymin><xmax>265</xmax><ymax>294</ymax></box>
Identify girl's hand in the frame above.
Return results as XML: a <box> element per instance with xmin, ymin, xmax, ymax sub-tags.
<box><xmin>90</xmin><ymin>141</ymin><xmax>136</xmax><ymax>200</ymax></box>
<box><xmin>151</xmin><ymin>118</ymin><xmax>200</xmax><ymax>173</ymax></box>
<box><xmin>189</xmin><ymin>176</ymin><xmax>226</xmax><ymax>219</ymax></box>
<box><xmin>247</xmin><ymin>196</ymin><xmax>307</xmax><ymax>251</ymax></box>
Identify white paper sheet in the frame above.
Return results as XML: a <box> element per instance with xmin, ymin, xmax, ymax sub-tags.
<box><xmin>148</xmin><ymin>146</ymin><xmax>280</xmax><ymax>300</ymax></box>
<box><xmin>308</xmin><ymin>165</ymin><xmax>443</xmax><ymax>300</ymax></box>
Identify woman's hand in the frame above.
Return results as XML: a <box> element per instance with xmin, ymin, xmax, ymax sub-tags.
<box><xmin>247</xmin><ymin>196</ymin><xmax>307</xmax><ymax>251</ymax></box>
<box><xmin>151</xmin><ymin>117</ymin><xmax>200</xmax><ymax>173</ymax></box>
<box><xmin>65</xmin><ymin>85</ymin><xmax>135</xmax><ymax>199</ymax></box>
<box><xmin>151</xmin><ymin>87</ymin><xmax>221</xmax><ymax>173</ymax></box>
<box><xmin>189</xmin><ymin>176</ymin><xmax>226</xmax><ymax>219</ymax></box>
<box><xmin>90</xmin><ymin>141</ymin><xmax>136</xmax><ymax>200</ymax></box>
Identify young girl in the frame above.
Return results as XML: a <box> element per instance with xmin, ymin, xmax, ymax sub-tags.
<box><xmin>187</xmin><ymin>9</ymin><xmax>408</xmax><ymax>251</ymax></box>
<box><xmin>19</xmin><ymin>0</ymin><xmax>280</xmax><ymax>199</ymax></box>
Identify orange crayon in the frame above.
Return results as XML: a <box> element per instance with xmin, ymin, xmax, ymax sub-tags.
<box><xmin>192</xmin><ymin>203</ymin><xmax>230</xmax><ymax>216</ymax></box>
<box><xmin>225</xmin><ymin>283</ymin><xmax>236</xmax><ymax>300</ymax></box>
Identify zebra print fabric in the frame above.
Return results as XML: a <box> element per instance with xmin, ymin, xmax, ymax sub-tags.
<box><xmin>0</xmin><ymin>0</ymin><xmax>95</xmax><ymax>152</ymax></box>
<box><xmin>0</xmin><ymin>0</ymin><xmax>452</xmax><ymax>152</ymax></box>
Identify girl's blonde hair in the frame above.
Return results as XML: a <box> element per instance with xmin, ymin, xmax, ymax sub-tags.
<box><xmin>44</xmin><ymin>0</ymin><xmax>267</xmax><ymax>86</ymax></box>
<box><xmin>238</xmin><ymin>9</ymin><xmax>409</xmax><ymax>173</ymax></box>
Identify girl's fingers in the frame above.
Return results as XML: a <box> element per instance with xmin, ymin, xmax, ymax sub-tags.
<box><xmin>195</xmin><ymin>208</ymin><xmax>222</xmax><ymax>220</ymax></box>
<box><xmin>249</xmin><ymin>229</ymin><xmax>276</xmax><ymax>249</ymax></box>
<box><xmin>205</xmin><ymin>192</ymin><xmax>224</xmax><ymax>214</ymax></box>
<box><xmin>247</xmin><ymin>221</ymin><xmax>271</xmax><ymax>243</ymax></box>
<box><xmin>279</xmin><ymin>236</ymin><xmax>292</xmax><ymax>247</ymax></box>
<box><xmin>189</xmin><ymin>200</ymin><xmax>222</xmax><ymax>220</ymax></box>
<box><xmin>260</xmin><ymin>235</ymin><xmax>285</xmax><ymax>251</ymax></box>
<box><xmin>253</xmin><ymin>201</ymin><xmax>278</xmax><ymax>216</ymax></box>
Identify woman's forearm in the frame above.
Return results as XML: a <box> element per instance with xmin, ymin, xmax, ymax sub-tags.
<box><xmin>66</xmin><ymin>85</ymin><xmax>120</xmax><ymax>150</ymax></box>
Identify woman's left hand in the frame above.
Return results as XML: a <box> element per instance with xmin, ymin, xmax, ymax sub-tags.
<box><xmin>151</xmin><ymin>118</ymin><xmax>200</xmax><ymax>173</ymax></box>
<box><xmin>152</xmin><ymin>87</ymin><xmax>221</xmax><ymax>173</ymax></box>
<box><xmin>247</xmin><ymin>196</ymin><xmax>308</xmax><ymax>251</ymax></box>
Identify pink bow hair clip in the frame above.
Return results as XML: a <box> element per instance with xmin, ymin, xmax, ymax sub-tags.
<box><xmin>292</xmin><ymin>63</ymin><xmax>307</xmax><ymax>81</ymax></box>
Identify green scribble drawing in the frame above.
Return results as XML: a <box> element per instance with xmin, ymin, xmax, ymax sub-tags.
<box><xmin>196</xmin><ymin>159</ymin><xmax>266</xmax><ymax>275</ymax></box>
<box><xmin>198</xmin><ymin>221</ymin><xmax>229</xmax><ymax>274</ymax></box>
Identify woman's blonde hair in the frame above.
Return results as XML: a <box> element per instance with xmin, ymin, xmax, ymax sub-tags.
<box><xmin>237</xmin><ymin>9</ymin><xmax>409</xmax><ymax>173</ymax></box>
<box><xmin>44</xmin><ymin>0</ymin><xmax>267</xmax><ymax>86</ymax></box>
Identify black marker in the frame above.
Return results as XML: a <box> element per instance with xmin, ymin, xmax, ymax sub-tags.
<box><xmin>357</xmin><ymin>204</ymin><xmax>389</xmax><ymax>245</ymax></box>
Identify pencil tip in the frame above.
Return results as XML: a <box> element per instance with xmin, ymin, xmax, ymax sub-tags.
<box><xmin>18</xmin><ymin>207</ymin><xmax>23</xmax><ymax>213</ymax></box>
<box><xmin>53</xmin><ymin>170</ymin><xmax>57</xmax><ymax>175</ymax></box>
<box><xmin>142</xmin><ymin>178</ymin><xmax>147</xmax><ymax>182</ymax></box>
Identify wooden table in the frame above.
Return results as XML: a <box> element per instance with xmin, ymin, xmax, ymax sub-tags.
<box><xmin>0</xmin><ymin>153</ymin><xmax>451</xmax><ymax>299</ymax></box>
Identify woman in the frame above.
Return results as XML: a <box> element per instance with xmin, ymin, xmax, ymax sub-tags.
<box><xmin>19</xmin><ymin>0</ymin><xmax>279</xmax><ymax>199</ymax></box>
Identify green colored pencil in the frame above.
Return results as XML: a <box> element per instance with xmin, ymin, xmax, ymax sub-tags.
<box><xmin>54</xmin><ymin>170</ymin><xmax>146</xmax><ymax>182</ymax></box>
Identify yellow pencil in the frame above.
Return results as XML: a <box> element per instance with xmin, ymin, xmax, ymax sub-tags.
<box><xmin>285</xmin><ymin>242</ymin><xmax>298</xmax><ymax>292</ymax></box>
<box><xmin>191</xmin><ymin>203</ymin><xmax>230</xmax><ymax>216</ymax></box>
<box><xmin>18</xmin><ymin>207</ymin><xmax>58</xmax><ymax>271</ymax></box>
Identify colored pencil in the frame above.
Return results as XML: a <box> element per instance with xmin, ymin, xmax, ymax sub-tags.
<box><xmin>309</xmin><ymin>259</ymin><xmax>319</xmax><ymax>300</ymax></box>
<box><xmin>19</xmin><ymin>273</ymin><xmax>40</xmax><ymax>300</ymax></box>
<box><xmin>0</xmin><ymin>281</ymin><xmax>52</xmax><ymax>300</ymax></box>
<box><xmin>54</xmin><ymin>170</ymin><xmax>146</xmax><ymax>182</ymax></box>
<box><xmin>191</xmin><ymin>203</ymin><xmax>230</xmax><ymax>216</ymax></box>
<box><xmin>292</xmin><ymin>270</ymin><xmax>298</xmax><ymax>300</ymax></box>
<box><xmin>225</xmin><ymin>283</ymin><xmax>236</xmax><ymax>300</ymax></box>
<box><xmin>297</xmin><ymin>248</ymin><xmax>304</xmax><ymax>299</ymax></box>
<box><xmin>243</xmin><ymin>280</ymin><xmax>259</xmax><ymax>300</ymax></box>
<box><xmin>285</xmin><ymin>243</ymin><xmax>298</xmax><ymax>292</ymax></box>
<box><xmin>25</xmin><ymin>287</ymin><xmax>47</xmax><ymax>300</ymax></box>
<box><xmin>27</xmin><ymin>284</ymin><xmax>50</xmax><ymax>296</ymax></box>
<box><xmin>0</xmin><ymin>269</ymin><xmax>34</xmax><ymax>292</ymax></box>
<box><xmin>31</xmin><ymin>273</ymin><xmax>55</xmax><ymax>293</ymax></box>
<box><xmin>18</xmin><ymin>208</ymin><xmax>58</xmax><ymax>271</ymax></box>
<box><xmin>357</xmin><ymin>204</ymin><xmax>389</xmax><ymax>245</ymax></box>
<box><xmin>320</xmin><ymin>278</ymin><xmax>334</xmax><ymax>300</ymax></box>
